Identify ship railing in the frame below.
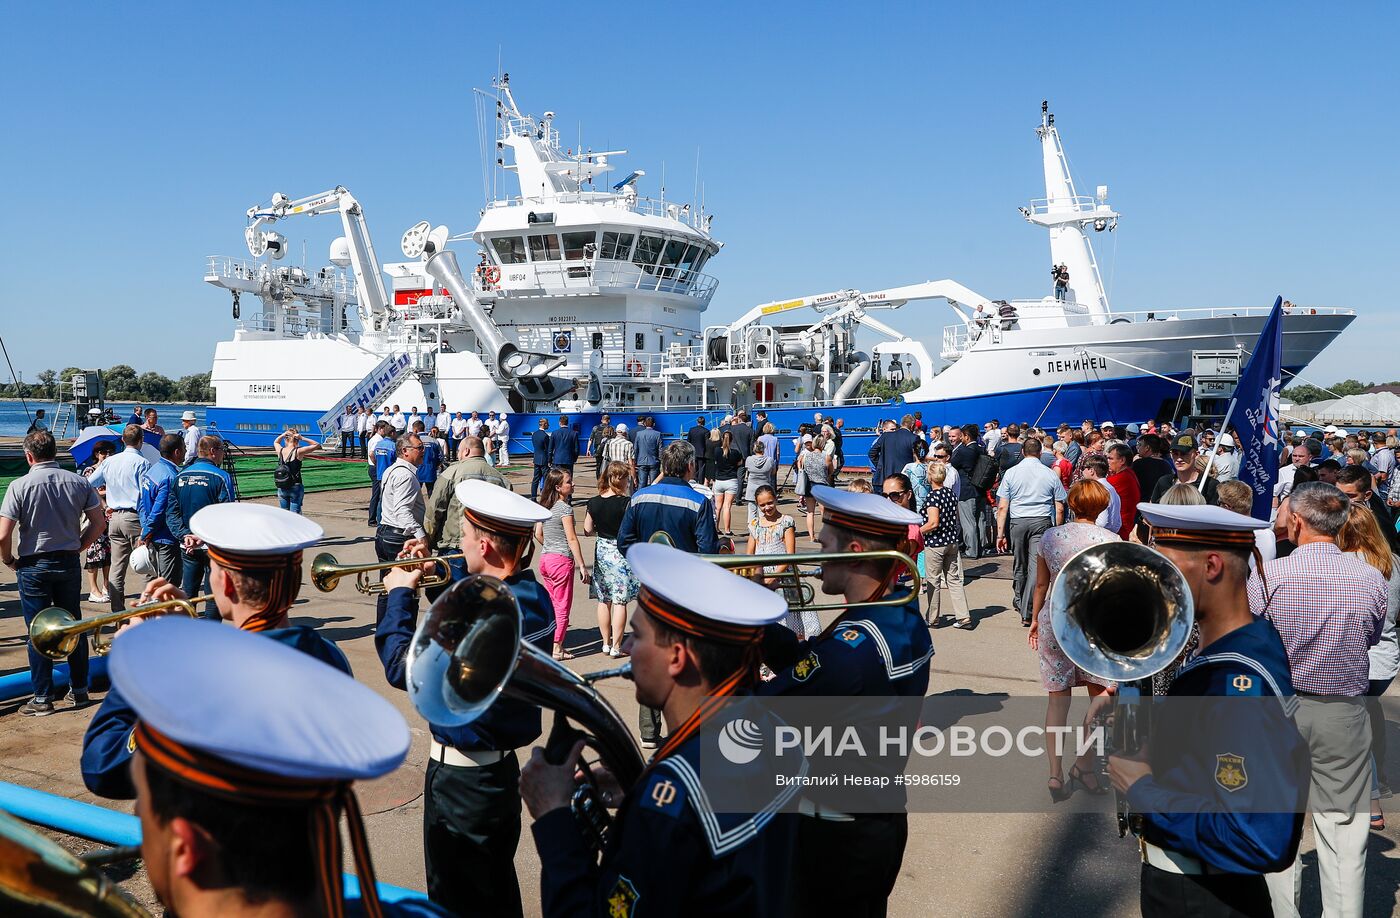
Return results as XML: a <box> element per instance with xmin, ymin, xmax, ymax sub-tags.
<box><xmin>236</xmin><ymin>313</ymin><xmax>323</xmax><ymax>338</ymax></box>
<box><xmin>479</xmin><ymin>259</ymin><xmax>718</xmax><ymax>302</ymax></box>
<box><xmin>751</xmin><ymin>396</ymin><xmax>888</xmax><ymax>410</ymax></box>
<box><xmin>481</xmin><ymin>191</ymin><xmax>710</xmax><ymax>231</ymax></box>
<box><xmin>595</xmin><ymin>351</ymin><xmax>670</xmax><ymax>378</ymax></box>
<box><xmin>939</xmin><ymin>303</ymin><xmax>1355</xmax><ymax>359</ymax></box>
<box><xmin>206</xmin><ymin>255</ymin><xmax>356</xmax><ymax>300</ymax></box>
<box><xmin>1026</xmin><ymin>195</ymin><xmax>1111</xmax><ymax>215</ymax></box>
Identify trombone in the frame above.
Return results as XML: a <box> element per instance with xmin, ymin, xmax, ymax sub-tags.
<box><xmin>29</xmin><ymin>594</ymin><xmax>213</xmax><ymax>661</ymax></box>
<box><xmin>309</xmin><ymin>551</ymin><xmax>463</xmax><ymax>594</ymax></box>
<box><xmin>700</xmin><ymin>550</ymin><xmax>920</xmax><ymax>612</ymax></box>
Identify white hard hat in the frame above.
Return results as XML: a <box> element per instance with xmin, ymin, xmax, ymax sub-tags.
<box><xmin>1218</xmin><ymin>433</ymin><xmax>1235</xmax><ymax>448</ymax></box>
<box><xmin>130</xmin><ymin>543</ymin><xmax>155</xmax><ymax>577</ymax></box>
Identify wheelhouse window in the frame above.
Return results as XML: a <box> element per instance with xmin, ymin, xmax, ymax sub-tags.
<box><xmin>633</xmin><ymin>234</ymin><xmax>664</xmax><ymax>273</ymax></box>
<box><xmin>562</xmin><ymin>231</ymin><xmax>596</xmax><ymax>261</ymax></box>
<box><xmin>600</xmin><ymin>231</ymin><xmax>634</xmax><ymax>260</ymax></box>
<box><xmin>491</xmin><ymin>236</ymin><xmax>527</xmax><ymax>264</ymax></box>
<box><xmin>528</xmin><ymin>233</ymin><xmax>562</xmax><ymax>261</ymax></box>
<box><xmin>676</xmin><ymin>244</ymin><xmax>701</xmax><ymax>281</ymax></box>
<box><xmin>658</xmin><ymin>239</ymin><xmax>687</xmax><ymax>278</ymax></box>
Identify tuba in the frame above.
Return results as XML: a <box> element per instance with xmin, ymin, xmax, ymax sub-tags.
<box><xmin>0</xmin><ymin>808</ymin><xmax>149</xmax><ymax>916</ymax></box>
<box><xmin>406</xmin><ymin>575</ymin><xmax>644</xmax><ymax>854</ymax></box>
<box><xmin>1049</xmin><ymin>540</ymin><xmax>1194</xmax><ymax>835</ymax></box>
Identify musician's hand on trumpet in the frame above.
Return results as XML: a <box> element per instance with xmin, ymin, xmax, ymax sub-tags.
<box><xmin>117</xmin><ymin>578</ymin><xmax>190</xmax><ymax>638</ymax></box>
<box><xmin>1108</xmin><ymin>744</ymin><xmax>1152</xmax><ymax>795</ymax></box>
<box><xmin>520</xmin><ymin>738</ymin><xmax>589</xmax><ymax>819</ymax></box>
<box><xmin>382</xmin><ymin>539</ymin><xmax>439</xmax><ymax>592</ymax></box>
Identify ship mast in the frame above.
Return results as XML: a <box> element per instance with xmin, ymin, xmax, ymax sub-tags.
<box><xmin>1022</xmin><ymin>101</ymin><xmax>1118</xmax><ymax>322</ymax></box>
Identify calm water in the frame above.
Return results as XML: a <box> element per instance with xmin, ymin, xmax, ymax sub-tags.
<box><xmin>0</xmin><ymin>402</ymin><xmax>206</xmax><ymax>439</ymax></box>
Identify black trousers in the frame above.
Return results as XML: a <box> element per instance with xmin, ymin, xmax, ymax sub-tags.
<box><xmin>794</xmin><ymin>812</ymin><xmax>907</xmax><ymax>918</ymax></box>
<box><xmin>373</xmin><ymin>525</ymin><xmax>408</xmax><ymax>626</ymax></box>
<box><xmin>424</xmin><ymin>754</ymin><xmax>523</xmax><ymax>918</ymax></box>
<box><xmin>1140</xmin><ymin>864</ymin><xmax>1272</xmax><ymax>918</ymax></box>
<box><xmin>150</xmin><ymin>541</ymin><xmax>180</xmax><ymax>585</ymax></box>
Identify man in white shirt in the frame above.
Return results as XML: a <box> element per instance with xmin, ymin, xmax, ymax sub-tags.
<box><xmin>355</xmin><ymin>406</ymin><xmax>370</xmax><ymax>458</ymax></box>
<box><xmin>1212</xmin><ymin>434</ymin><xmax>1240</xmax><ymax>482</ymax></box>
<box><xmin>1080</xmin><ymin>458</ymin><xmax>1121</xmax><ymax>533</ymax></box>
<box><xmin>1273</xmin><ymin>443</ymin><xmax>1312</xmax><ymax>508</ymax></box>
<box><xmin>495</xmin><ymin>413</ymin><xmax>511</xmax><ymax>466</ymax></box>
<box><xmin>406</xmin><ymin>407</ymin><xmax>422</xmax><ymax>431</ymax></box>
<box><xmin>467</xmin><ymin>411</ymin><xmax>483</xmax><ymax>438</ymax></box>
<box><xmin>88</xmin><ymin>425</ymin><xmax>151</xmax><ymax>613</ymax></box>
<box><xmin>338</xmin><ymin>408</ymin><xmax>357</xmax><ymax>458</ymax></box>
<box><xmin>435</xmin><ymin>405</ymin><xmax>450</xmax><ymax>437</ymax></box>
<box><xmin>390</xmin><ymin>405</ymin><xmax>406</xmax><ymax>433</ymax></box>
<box><xmin>984</xmin><ymin>420</ymin><xmax>1003</xmax><ymax>455</ymax></box>
<box><xmin>179</xmin><ymin>411</ymin><xmax>203</xmax><ymax>466</ymax></box>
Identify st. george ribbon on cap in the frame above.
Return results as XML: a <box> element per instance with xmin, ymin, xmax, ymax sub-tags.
<box><xmin>625</xmin><ymin>542</ymin><xmax>787</xmax><ymax>765</ymax></box>
<box><xmin>110</xmin><ymin>616</ymin><xmax>409</xmax><ymax>918</ymax></box>
<box><xmin>187</xmin><ymin>503</ymin><xmax>323</xmax><ymax>630</ymax></box>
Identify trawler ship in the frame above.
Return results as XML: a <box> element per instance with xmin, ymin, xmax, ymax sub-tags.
<box><xmin>203</xmin><ymin>77</ymin><xmax>1353</xmax><ymax>460</ymax></box>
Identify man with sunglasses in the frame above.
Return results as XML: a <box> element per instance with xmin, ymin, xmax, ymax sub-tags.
<box><xmin>376</xmin><ymin>432</ymin><xmax>426</xmax><ymax>621</ymax></box>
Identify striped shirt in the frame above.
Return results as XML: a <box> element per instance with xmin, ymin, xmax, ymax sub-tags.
<box><xmin>1247</xmin><ymin>541</ymin><xmax>1387</xmax><ymax>696</ymax></box>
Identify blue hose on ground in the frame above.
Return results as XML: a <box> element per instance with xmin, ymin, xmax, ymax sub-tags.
<box><xmin>0</xmin><ymin>657</ymin><xmax>110</xmax><ymax>703</ymax></box>
<box><xmin>0</xmin><ymin>780</ymin><xmax>427</xmax><ymax>903</ymax></box>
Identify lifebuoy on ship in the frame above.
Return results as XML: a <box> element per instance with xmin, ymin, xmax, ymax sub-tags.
<box><xmin>478</xmin><ymin>265</ymin><xmax>501</xmax><ymax>287</ymax></box>
<box><xmin>626</xmin><ymin>358</ymin><xmax>644</xmax><ymax>377</ymax></box>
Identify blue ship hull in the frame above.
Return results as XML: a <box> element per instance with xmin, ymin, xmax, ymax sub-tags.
<box><xmin>205</xmin><ymin>368</ymin><xmax>1275</xmax><ymax>469</ymax></box>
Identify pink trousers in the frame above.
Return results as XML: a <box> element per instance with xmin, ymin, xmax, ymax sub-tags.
<box><xmin>538</xmin><ymin>553</ymin><xmax>575</xmax><ymax>644</ymax></box>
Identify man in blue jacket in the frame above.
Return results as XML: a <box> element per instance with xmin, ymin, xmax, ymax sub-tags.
<box><xmin>549</xmin><ymin>416</ymin><xmax>579</xmax><ymax>477</ymax></box>
<box><xmin>868</xmin><ymin>414</ymin><xmax>920</xmax><ymax>489</ymax></box>
<box><xmin>138</xmin><ymin>434</ymin><xmax>186</xmax><ymax>585</ymax></box>
<box><xmin>530</xmin><ymin>418</ymin><xmax>552</xmax><ymax>501</ymax></box>
<box><xmin>168</xmin><ymin>435</ymin><xmax>236</xmax><ymax>620</ymax></box>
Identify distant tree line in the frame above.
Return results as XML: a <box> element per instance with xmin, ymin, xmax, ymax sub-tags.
<box><xmin>0</xmin><ymin>365</ymin><xmax>214</xmax><ymax>403</ymax></box>
<box><xmin>1283</xmin><ymin>378</ymin><xmax>1399</xmax><ymax>406</ymax></box>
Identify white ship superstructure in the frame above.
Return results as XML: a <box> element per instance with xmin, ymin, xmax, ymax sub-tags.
<box><xmin>203</xmin><ymin>81</ymin><xmax>1354</xmax><ymax>450</ymax></box>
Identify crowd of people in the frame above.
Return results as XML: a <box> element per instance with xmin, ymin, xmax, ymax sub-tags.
<box><xmin>3</xmin><ymin>401</ymin><xmax>1400</xmax><ymax>917</ymax></box>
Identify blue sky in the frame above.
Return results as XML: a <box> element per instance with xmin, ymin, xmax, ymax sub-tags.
<box><xmin>2</xmin><ymin>2</ymin><xmax>1395</xmax><ymax>390</ymax></box>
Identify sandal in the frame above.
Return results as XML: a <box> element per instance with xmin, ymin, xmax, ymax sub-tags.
<box><xmin>553</xmin><ymin>650</ymin><xmax>575</xmax><ymax>661</ymax></box>
<box><xmin>1048</xmin><ymin>775</ymin><xmax>1071</xmax><ymax>803</ymax></box>
<box><xmin>1371</xmin><ymin>810</ymin><xmax>1386</xmax><ymax>831</ymax></box>
<box><xmin>1069</xmin><ymin>763</ymin><xmax>1107</xmax><ymax>796</ymax></box>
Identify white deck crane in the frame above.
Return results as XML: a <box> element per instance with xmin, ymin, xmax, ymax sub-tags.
<box><xmin>244</xmin><ymin>187</ymin><xmax>392</xmax><ymax>330</ymax></box>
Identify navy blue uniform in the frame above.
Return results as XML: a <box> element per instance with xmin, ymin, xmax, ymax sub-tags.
<box><xmin>550</xmin><ymin>425</ymin><xmax>579</xmax><ymax>468</ymax></box>
<box><xmin>533</xmin><ymin>704</ymin><xmax>803</xmax><ymax>918</ymax></box>
<box><xmin>81</xmin><ymin>626</ymin><xmax>349</xmax><ymax>799</ymax></box>
<box><xmin>759</xmin><ymin>596</ymin><xmax>932</xmax><ymax>914</ymax></box>
<box><xmin>531</xmin><ymin>429</ymin><xmax>552</xmax><ymax>500</ymax></box>
<box><xmin>377</xmin><ymin>571</ymin><xmax>553</xmax><ymax>918</ymax></box>
<box><xmin>1128</xmin><ymin>617</ymin><xmax>1308</xmax><ymax>895</ymax></box>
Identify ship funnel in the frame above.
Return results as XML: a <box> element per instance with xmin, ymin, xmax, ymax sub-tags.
<box><xmin>423</xmin><ymin>249</ymin><xmax>574</xmax><ymax>404</ymax></box>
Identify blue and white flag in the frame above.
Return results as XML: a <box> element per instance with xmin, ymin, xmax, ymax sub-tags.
<box><xmin>1232</xmin><ymin>296</ymin><xmax>1284</xmax><ymax>519</ymax></box>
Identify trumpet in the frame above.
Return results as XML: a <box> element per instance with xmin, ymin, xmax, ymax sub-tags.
<box><xmin>29</xmin><ymin>594</ymin><xmax>213</xmax><ymax>661</ymax></box>
<box><xmin>700</xmin><ymin>550</ymin><xmax>920</xmax><ymax>612</ymax></box>
<box><xmin>0</xmin><ymin>809</ymin><xmax>148</xmax><ymax>916</ymax></box>
<box><xmin>309</xmin><ymin>551</ymin><xmax>463</xmax><ymax>594</ymax></box>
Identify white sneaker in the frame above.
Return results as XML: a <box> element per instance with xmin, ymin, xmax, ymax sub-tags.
<box><xmin>87</xmin><ymin>592</ymin><xmax>103</xmax><ymax>602</ymax></box>
<box><xmin>601</xmin><ymin>644</ymin><xmax>612</xmax><ymax>656</ymax></box>
<box><xmin>610</xmin><ymin>648</ymin><xmax>623</xmax><ymax>658</ymax></box>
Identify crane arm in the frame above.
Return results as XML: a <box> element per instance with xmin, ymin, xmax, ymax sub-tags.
<box><xmin>243</xmin><ymin>187</ymin><xmax>391</xmax><ymax>319</ymax></box>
